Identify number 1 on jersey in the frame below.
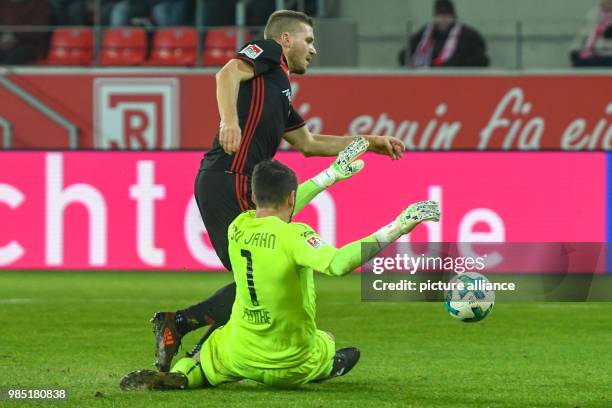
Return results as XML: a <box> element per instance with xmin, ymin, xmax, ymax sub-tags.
<box><xmin>241</xmin><ymin>249</ymin><xmax>260</xmax><ymax>306</ymax></box>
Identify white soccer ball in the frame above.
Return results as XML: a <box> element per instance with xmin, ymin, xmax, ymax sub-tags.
<box><xmin>444</xmin><ymin>272</ymin><xmax>495</xmax><ymax>322</ymax></box>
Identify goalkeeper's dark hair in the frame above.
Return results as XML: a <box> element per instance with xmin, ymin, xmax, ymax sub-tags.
<box><xmin>252</xmin><ymin>160</ymin><xmax>298</xmax><ymax>208</ymax></box>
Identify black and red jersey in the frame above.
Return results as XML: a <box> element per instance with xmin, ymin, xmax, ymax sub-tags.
<box><xmin>201</xmin><ymin>39</ymin><xmax>306</xmax><ymax>176</ymax></box>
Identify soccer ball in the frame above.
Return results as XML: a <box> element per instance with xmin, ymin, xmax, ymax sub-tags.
<box><xmin>444</xmin><ymin>272</ymin><xmax>495</xmax><ymax>322</ymax></box>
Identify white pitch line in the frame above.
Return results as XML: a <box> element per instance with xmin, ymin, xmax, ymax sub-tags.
<box><xmin>0</xmin><ymin>298</ymin><xmax>34</xmax><ymax>304</ymax></box>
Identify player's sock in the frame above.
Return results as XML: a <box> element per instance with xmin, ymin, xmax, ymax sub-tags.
<box><xmin>175</xmin><ymin>282</ymin><xmax>236</xmax><ymax>336</ymax></box>
<box><xmin>170</xmin><ymin>357</ymin><xmax>211</xmax><ymax>389</ymax></box>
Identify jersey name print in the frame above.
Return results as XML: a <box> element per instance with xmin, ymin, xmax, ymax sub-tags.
<box><xmin>242</xmin><ymin>307</ymin><xmax>271</xmax><ymax>325</ymax></box>
<box><xmin>229</xmin><ymin>224</ymin><xmax>278</xmax><ymax>249</ymax></box>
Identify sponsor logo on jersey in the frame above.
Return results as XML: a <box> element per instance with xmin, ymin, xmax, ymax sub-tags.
<box><xmin>307</xmin><ymin>236</ymin><xmax>323</xmax><ymax>249</ymax></box>
<box><xmin>240</xmin><ymin>44</ymin><xmax>264</xmax><ymax>59</ymax></box>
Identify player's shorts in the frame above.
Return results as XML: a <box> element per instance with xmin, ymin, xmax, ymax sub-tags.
<box><xmin>200</xmin><ymin>326</ymin><xmax>336</xmax><ymax>388</ymax></box>
<box><xmin>195</xmin><ymin>170</ymin><xmax>253</xmax><ymax>270</ymax></box>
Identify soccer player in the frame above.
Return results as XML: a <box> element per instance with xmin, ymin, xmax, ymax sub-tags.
<box><xmin>151</xmin><ymin>9</ymin><xmax>406</xmax><ymax>372</ymax></box>
<box><xmin>122</xmin><ymin>152</ymin><xmax>440</xmax><ymax>390</ymax></box>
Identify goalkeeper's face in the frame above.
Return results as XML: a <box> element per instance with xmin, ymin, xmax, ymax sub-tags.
<box><xmin>273</xmin><ymin>190</ymin><xmax>296</xmax><ymax>223</ymax></box>
<box><xmin>285</xmin><ymin>23</ymin><xmax>317</xmax><ymax>74</ymax></box>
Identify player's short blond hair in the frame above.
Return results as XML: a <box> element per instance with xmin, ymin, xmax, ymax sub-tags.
<box><xmin>263</xmin><ymin>10</ymin><xmax>313</xmax><ymax>40</ymax></box>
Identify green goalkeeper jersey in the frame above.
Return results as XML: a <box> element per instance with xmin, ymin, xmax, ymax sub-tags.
<box><xmin>225</xmin><ymin>210</ymin><xmax>338</xmax><ymax>369</ymax></box>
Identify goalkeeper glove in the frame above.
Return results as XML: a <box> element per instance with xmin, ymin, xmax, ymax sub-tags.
<box><xmin>311</xmin><ymin>137</ymin><xmax>370</xmax><ymax>189</ymax></box>
<box><xmin>375</xmin><ymin>201</ymin><xmax>441</xmax><ymax>243</ymax></box>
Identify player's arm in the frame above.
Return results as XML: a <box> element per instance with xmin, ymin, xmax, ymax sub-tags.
<box><xmin>291</xmin><ymin>201</ymin><xmax>440</xmax><ymax>276</ymax></box>
<box><xmin>215</xmin><ymin>59</ymin><xmax>255</xmax><ymax>154</ymax></box>
<box><xmin>324</xmin><ymin>201</ymin><xmax>441</xmax><ymax>276</ymax></box>
<box><xmin>294</xmin><ymin>138</ymin><xmax>368</xmax><ymax>215</ymax></box>
<box><xmin>283</xmin><ymin>125</ymin><xmax>405</xmax><ymax>160</ymax></box>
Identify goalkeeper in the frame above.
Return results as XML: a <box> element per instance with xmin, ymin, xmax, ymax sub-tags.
<box><xmin>121</xmin><ymin>140</ymin><xmax>440</xmax><ymax>390</ymax></box>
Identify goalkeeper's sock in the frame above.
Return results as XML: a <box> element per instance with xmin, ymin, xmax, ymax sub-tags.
<box><xmin>175</xmin><ymin>282</ymin><xmax>236</xmax><ymax>336</ymax></box>
<box><xmin>171</xmin><ymin>357</ymin><xmax>212</xmax><ymax>388</ymax></box>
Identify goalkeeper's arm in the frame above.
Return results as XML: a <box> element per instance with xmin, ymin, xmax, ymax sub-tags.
<box><xmin>294</xmin><ymin>137</ymin><xmax>369</xmax><ymax>215</ymax></box>
<box><xmin>323</xmin><ymin>201</ymin><xmax>441</xmax><ymax>277</ymax></box>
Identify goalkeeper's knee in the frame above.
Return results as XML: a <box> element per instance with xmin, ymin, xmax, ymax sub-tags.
<box><xmin>171</xmin><ymin>357</ymin><xmax>207</xmax><ymax>389</ymax></box>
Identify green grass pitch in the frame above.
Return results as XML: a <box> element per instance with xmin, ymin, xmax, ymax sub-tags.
<box><xmin>1</xmin><ymin>271</ymin><xmax>611</xmax><ymax>408</ymax></box>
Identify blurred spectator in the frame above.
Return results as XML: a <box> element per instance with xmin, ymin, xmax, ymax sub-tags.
<box><xmin>153</xmin><ymin>0</ymin><xmax>189</xmax><ymax>26</ymax></box>
<box><xmin>0</xmin><ymin>0</ymin><xmax>53</xmax><ymax>65</ymax></box>
<box><xmin>110</xmin><ymin>0</ymin><xmax>189</xmax><ymax>27</ymax></box>
<box><xmin>246</xmin><ymin>0</ymin><xmax>274</xmax><ymax>27</ymax></box>
<box><xmin>245</xmin><ymin>0</ymin><xmax>320</xmax><ymax>26</ymax></box>
<box><xmin>398</xmin><ymin>0</ymin><xmax>489</xmax><ymax>68</ymax></box>
<box><xmin>202</xmin><ymin>0</ymin><xmax>236</xmax><ymax>26</ymax></box>
<box><xmin>570</xmin><ymin>0</ymin><xmax>612</xmax><ymax>67</ymax></box>
<box><xmin>50</xmin><ymin>0</ymin><xmax>118</xmax><ymax>26</ymax></box>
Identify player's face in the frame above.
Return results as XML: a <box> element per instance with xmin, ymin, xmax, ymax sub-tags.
<box><xmin>433</xmin><ymin>14</ymin><xmax>455</xmax><ymax>32</ymax></box>
<box><xmin>287</xmin><ymin>23</ymin><xmax>317</xmax><ymax>75</ymax></box>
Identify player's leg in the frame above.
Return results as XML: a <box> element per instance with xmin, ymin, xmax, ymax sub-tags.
<box><xmin>152</xmin><ymin>171</ymin><xmax>246</xmax><ymax>371</ymax></box>
<box><xmin>151</xmin><ymin>283</ymin><xmax>236</xmax><ymax>371</ymax></box>
<box><xmin>310</xmin><ymin>331</ymin><xmax>361</xmax><ymax>383</ymax></box>
<box><xmin>185</xmin><ymin>320</ymin><xmax>223</xmax><ymax>357</ymax></box>
<box><xmin>176</xmin><ymin>170</ymin><xmax>252</xmax><ymax>356</ymax></box>
<box><xmin>120</xmin><ymin>356</ymin><xmax>210</xmax><ymax>391</ymax></box>
<box><xmin>170</xmin><ymin>356</ymin><xmax>213</xmax><ymax>388</ymax></box>
<box><xmin>175</xmin><ymin>171</ymin><xmax>239</xmax><ymax>331</ymax></box>
<box><xmin>119</xmin><ymin>369</ymin><xmax>189</xmax><ymax>391</ymax></box>
<box><xmin>327</xmin><ymin>347</ymin><xmax>361</xmax><ymax>379</ymax></box>
<box><xmin>260</xmin><ymin>330</ymin><xmax>343</xmax><ymax>388</ymax></box>
<box><xmin>198</xmin><ymin>325</ymin><xmax>245</xmax><ymax>386</ymax></box>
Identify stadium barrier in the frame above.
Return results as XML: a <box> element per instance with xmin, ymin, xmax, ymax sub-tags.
<box><xmin>0</xmin><ymin>151</ymin><xmax>604</xmax><ymax>270</ymax></box>
<box><xmin>0</xmin><ymin>69</ymin><xmax>610</xmax><ymax>150</ymax></box>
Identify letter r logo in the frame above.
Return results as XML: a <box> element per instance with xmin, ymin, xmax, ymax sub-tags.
<box><xmin>94</xmin><ymin>78</ymin><xmax>179</xmax><ymax>149</ymax></box>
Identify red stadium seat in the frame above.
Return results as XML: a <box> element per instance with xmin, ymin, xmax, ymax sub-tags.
<box><xmin>101</xmin><ymin>28</ymin><xmax>147</xmax><ymax>66</ymax></box>
<box><xmin>149</xmin><ymin>27</ymin><xmax>197</xmax><ymax>66</ymax></box>
<box><xmin>203</xmin><ymin>28</ymin><xmax>251</xmax><ymax>66</ymax></box>
<box><xmin>47</xmin><ymin>28</ymin><xmax>93</xmax><ymax>65</ymax></box>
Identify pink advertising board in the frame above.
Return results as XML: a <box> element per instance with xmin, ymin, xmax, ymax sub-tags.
<box><xmin>0</xmin><ymin>152</ymin><xmax>605</xmax><ymax>270</ymax></box>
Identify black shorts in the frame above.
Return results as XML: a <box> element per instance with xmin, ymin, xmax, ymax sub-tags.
<box><xmin>195</xmin><ymin>170</ymin><xmax>254</xmax><ymax>270</ymax></box>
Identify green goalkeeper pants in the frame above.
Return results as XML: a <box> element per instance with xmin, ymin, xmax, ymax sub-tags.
<box><xmin>199</xmin><ymin>325</ymin><xmax>335</xmax><ymax>388</ymax></box>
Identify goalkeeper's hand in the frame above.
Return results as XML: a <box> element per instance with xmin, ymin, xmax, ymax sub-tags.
<box><xmin>397</xmin><ymin>200</ymin><xmax>440</xmax><ymax>234</ymax></box>
<box><xmin>375</xmin><ymin>201</ymin><xmax>441</xmax><ymax>244</ymax></box>
<box><xmin>311</xmin><ymin>137</ymin><xmax>369</xmax><ymax>189</ymax></box>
